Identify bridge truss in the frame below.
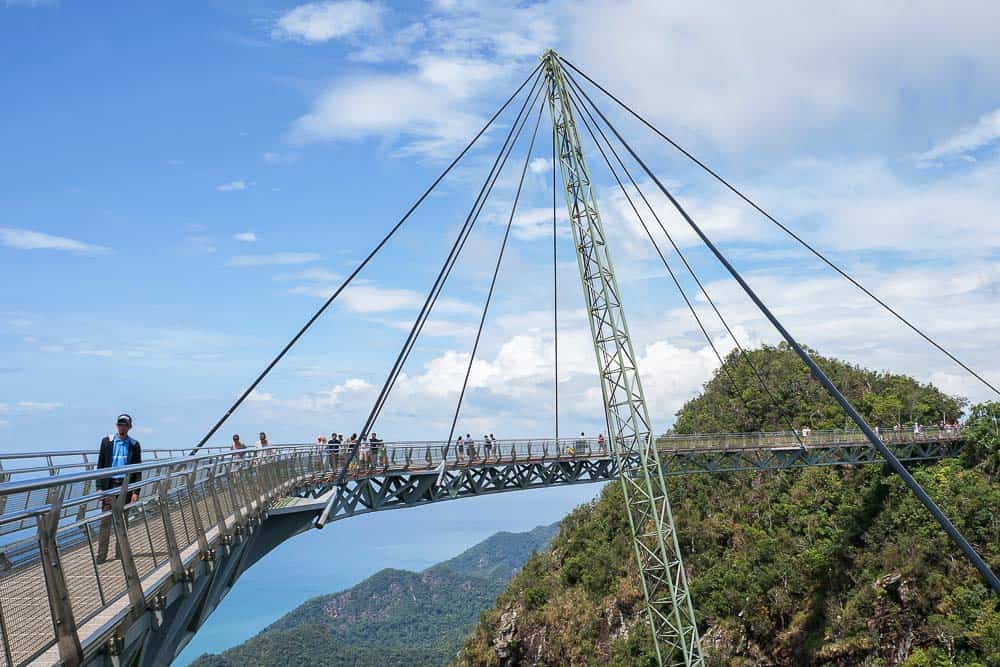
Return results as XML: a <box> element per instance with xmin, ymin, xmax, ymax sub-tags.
<box><xmin>544</xmin><ymin>52</ymin><xmax>702</xmax><ymax>665</ymax></box>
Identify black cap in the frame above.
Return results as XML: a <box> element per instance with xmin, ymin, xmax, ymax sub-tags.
<box><xmin>116</xmin><ymin>414</ymin><xmax>132</xmax><ymax>426</ymax></box>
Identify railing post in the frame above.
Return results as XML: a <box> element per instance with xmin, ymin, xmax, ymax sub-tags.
<box><xmin>0</xmin><ymin>462</ymin><xmax>8</xmax><ymax>517</ymax></box>
<box><xmin>76</xmin><ymin>454</ymin><xmax>94</xmax><ymax>522</ymax></box>
<box><xmin>38</xmin><ymin>488</ymin><xmax>84</xmax><ymax>666</ymax></box>
<box><xmin>207</xmin><ymin>466</ymin><xmax>229</xmax><ymax>541</ymax></box>
<box><xmin>157</xmin><ymin>472</ymin><xmax>186</xmax><ymax>582</ymax></box>
<box><xmin>225</xmin><ymin>462</ymin><xmax>247</xmax><ymax>531</ymax></box>
<box><xmin>185</xmin><ymin>470</ymin><xmax>211</xmax><ymax>558</ymax></box>
<box><xmin>110</xmin><ymin>479</ymin><xmax>147</xmax><ymax>621</ymax></box>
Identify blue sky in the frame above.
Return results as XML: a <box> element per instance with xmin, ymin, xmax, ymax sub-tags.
<box><xmin>3</xmin><ymin>0</ymin><xmax>1000</xmax><ymax>658</ymax></box>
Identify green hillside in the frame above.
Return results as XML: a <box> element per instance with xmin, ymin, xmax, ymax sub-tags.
<box><xmin>191</xmin><ymin>524</ymin><xmax>557</xmax><ymax>667</ymax></box>
<box><xmin>456</xmin><ymin>345</ymin><xmax>999</xmax><ymax>666</ymax></box>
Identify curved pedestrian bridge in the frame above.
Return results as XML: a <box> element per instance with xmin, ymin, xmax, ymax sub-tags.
<box><xmin>0</xmin><ymin>428</ymin><xmax>964</xmax><ymax>666</ymax></box>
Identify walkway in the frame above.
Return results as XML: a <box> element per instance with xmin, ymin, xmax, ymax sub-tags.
<box><xmin>0</xmin><ymin>428</ymin><xmax>963</xmax><ymax>666</ymax></box>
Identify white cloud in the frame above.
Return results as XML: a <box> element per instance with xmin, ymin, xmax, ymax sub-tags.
<box><xmin>216</xmin><ymin>180</ymin><xmax>248</xmax><ymax>192</ymax></box>
<box><xmin>915</xmin><ymin>108</ymin><xmax>1000</xmax><ymax>163</ymax></box>
<box><xmin>746</xmin><ymin>156</ymin><xmax>1000</xmax><ymax>253</ymax></box>
<box><xmin>0</xmin><ymin>227</ymin><xmax>109</xmax><ymax>254</ymax></box>
<box><xmin>233</xmin><ymin>232</ymin><xmax>258</xmax><ymax>242</ymax></box>
<box><xmin>509</xmin><ymin>207</ymin><xmax>570</xmax><ymax>241</ymax></box>
<box><xmin>290</xmin><ymin>55</ymin><xmax>506</xmax><ymax>158</ymax></box>
<box><xmin>272</xmin><ymin>1</ymin><xmax>381</xmax><ymax>43</ymax></box>
<box><xmin>226</xmin><ymin>252</ymin><xmax>321</xmax><ymax>267</ymax></box>
<box><xmin>529</xmin><ymin>157</ymin><xmax>552</xmax><ymax>174</ymax></box>
<box><xmin>562</xmin><ymin>1</ymin><xmax>1000</xmax><ymax>149</ymax></box>
<box><xmin>247</xmin><ymin>378</ymin><xmax>375</xmax><ymax>414</ymax></box>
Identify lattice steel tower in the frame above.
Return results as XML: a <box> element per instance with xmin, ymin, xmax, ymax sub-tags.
<box><xmin>543</xmin><ymin>51</ymin><xmax>705</xmax><ymax>666</ymax></box>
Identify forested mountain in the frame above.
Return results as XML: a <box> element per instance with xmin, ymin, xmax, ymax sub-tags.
<box><xmin>456</xmin><ymin>345</ymin><xmax>999</xmax><ymax>666</ymax></box>
<box><xmin>191</xmin><ymin>524</ymin><xmax>557</xmax><ymax>667</ymax></box>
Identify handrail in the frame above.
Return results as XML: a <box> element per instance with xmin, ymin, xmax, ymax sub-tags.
<box><xmin>0</xmin><ymin>427</ymin><xmax>964</xmax><ymax>667</ymax></box>
<box><xmin>0</xmin><ymin>428</ymin><xmax>961</xmax><ymax>501</ymax></box>
<box><xmin>0</xmin><ymin>446</ymin><xmax>314</xmax><ymax>497</ymax></box>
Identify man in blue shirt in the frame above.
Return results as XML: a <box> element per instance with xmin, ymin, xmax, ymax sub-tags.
<box><xmin>96</xmin><ymin>414</ymin><xmax>143</xmax><ymax>562</ymax></box>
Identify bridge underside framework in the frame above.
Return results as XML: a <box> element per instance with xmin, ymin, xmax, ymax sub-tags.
<box><xmin>283</xmin><ymin>438</ymin><xmax>963</xmax><ymax>520</ymax></box>
<box><xmin>0</xmin><ymin>431</ymin><xmax>962</xmax><ymax>667</ymax></box>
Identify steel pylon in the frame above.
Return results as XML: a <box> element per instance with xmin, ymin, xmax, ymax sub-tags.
<box><xmin>543</xmin><ymin>50</ymin><xmax>705</xmax><ymax>667</ymax></box>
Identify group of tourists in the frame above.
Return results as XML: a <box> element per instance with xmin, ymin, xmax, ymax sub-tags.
<box><xmin>453</xmin><ymin>433</ymin><xmax>498</xmax><ymax>462</ymax></box>
<box><xmin>314</xmin><ymin>432</ymin><xmax>385</xmax><ymax>469</ymax></box>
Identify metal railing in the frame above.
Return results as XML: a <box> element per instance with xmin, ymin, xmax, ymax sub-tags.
<box><xmin>0</xmin><ymin>426</ymin><xmax>963</xmax><ymax>666</ymax></box>
<box><xmin>0</xmin><ymin>446</ymin><xmax>323</xmax><ymax>666</ymax></box>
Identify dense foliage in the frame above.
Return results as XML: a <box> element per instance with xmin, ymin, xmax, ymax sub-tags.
<box><xmin>673</xmin><ymin>343</ymin><xmax>964</xmax><ymax>434</ymax></box>
<box><xmin>456</xmin><ymin>347</ymin><xmax>999</xmax><ymax>666</ymax></box>
<box><xmin>191</xmin><ymin>525</ymin><xmax>557</xmax><ymax>667</ymax></box>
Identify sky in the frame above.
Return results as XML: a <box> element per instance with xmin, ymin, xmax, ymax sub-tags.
<box><xmin>2</xmin><ymin>0</ymin><xmax>1000</xmax><ymax>660</ymax></box>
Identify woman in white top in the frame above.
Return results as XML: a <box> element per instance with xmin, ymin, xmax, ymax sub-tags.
<box><xmin>359</xmin><ymin>437</ymin><xmax>371</xmax><ymax>468</ymax></box>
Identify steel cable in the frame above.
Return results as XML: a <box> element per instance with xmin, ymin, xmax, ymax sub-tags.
<box><xmin>564</xmin><ymin>77</ymin><xmax>806</xmax><ymax>448</ymax></box>
<box><xmin>566</xmin><ymin>68</ymin><xmax>1000</xmax><ymax>594</ymax></box>
<box><xmin>192</xmin><ymin>63</ymin><xmax>543</xmax><ymax>454</ymax></box>
<box><xmin>324</xmin><ymin>74</ymin><xmax>548</xmax><ymax>493</ymax></box>
<box><xmin>447</xmin><ymin>98</ymin><xmax>547</xmax><ymax>446</ymax></box>
<box><xmin>559</xmin><ymin>55</ymin><xmax>1000</xmax><ymax>400</ymax></box>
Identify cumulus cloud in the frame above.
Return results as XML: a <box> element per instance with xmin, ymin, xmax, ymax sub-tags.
<box><xmin>0</xmin><ymin>227</ymin><xmax>109</xmax><ymax>254</ymax></box>
<box><xmin>272</xmin><ymin>0</ymin><xmax>382</xmax><ymax>43</ymax></box>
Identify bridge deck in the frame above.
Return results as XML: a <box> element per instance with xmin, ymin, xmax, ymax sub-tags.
<box><xmin>0</xmin><ymin>429</ymin><xmax>963</xmax><ymax>666</ymax></box>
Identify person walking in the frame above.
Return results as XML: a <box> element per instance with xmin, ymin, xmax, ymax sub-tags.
<box><xmin>370</xmin><ymin>432</ymin><xmax>384</xmax><ymax>467</ymax></box>
<box><xmin>232</xmin><ymin>434</ymin><xmax>247</xmax><ymax>458</ymax></box>
<box><xmin>359</xmin><ymin>434</ymin><xmax>371</xmax><ymax>470</ymax></box>
<box><xmin>465</xmin><ymin>433</ymin><xmax>475</xmax><ymax>461</ymax></box>
<box><xmin>455</xmin><ymin>435</ymin><xmax>464</xmax><ymax>463</ymax></box>
<box><xmin>329</xmin><ymin>433</ymin><xmax>340</xmax><ymax>468</ymax></box>
<box><xmin>96</xmin><ymin>414</ymin><xmax>143</xmax><ymax>563</ymax></box>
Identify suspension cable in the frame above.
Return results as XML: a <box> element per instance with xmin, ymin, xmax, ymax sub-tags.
<box><xmin>362</xmin><ymin>74</ymin><xmax>548</xmax><ymax>436</ymax></box>
<box><xmin>559</xmin><ymin>55</ymin><xmax>1000</xmax><ymax>400</ymax></box>
<box><xmin>565</xmin><ymin>87</ymin><xmax>764</xmax><ymax>439</ymax></box>
<box><xmin>325</xmin><ymin>74</ymin><xmax>547</xmax><ymax>491</ymax></box>
<box><xmin>191</xmin><ymin>63</ymin><xmax>543</xmax><ymax>454</ymax></box>
<box><xmin>363</xmin><ymin>76</ymin><xmax>548</xmax><ymax>433</ymax></box>
<box><xmin>567</xmin><ymin>70</ymin><xmax>1000</xmax><ymax>594</ymax></box>
<box><xmin>565</xmin><ymin>78</ymin><xmax>805</xmax><ymax>447</ymax></box>
<box><xmin>447</xmin><ymin>99</ymin><xmax>547</xmax><ymax>446</ymax></box>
